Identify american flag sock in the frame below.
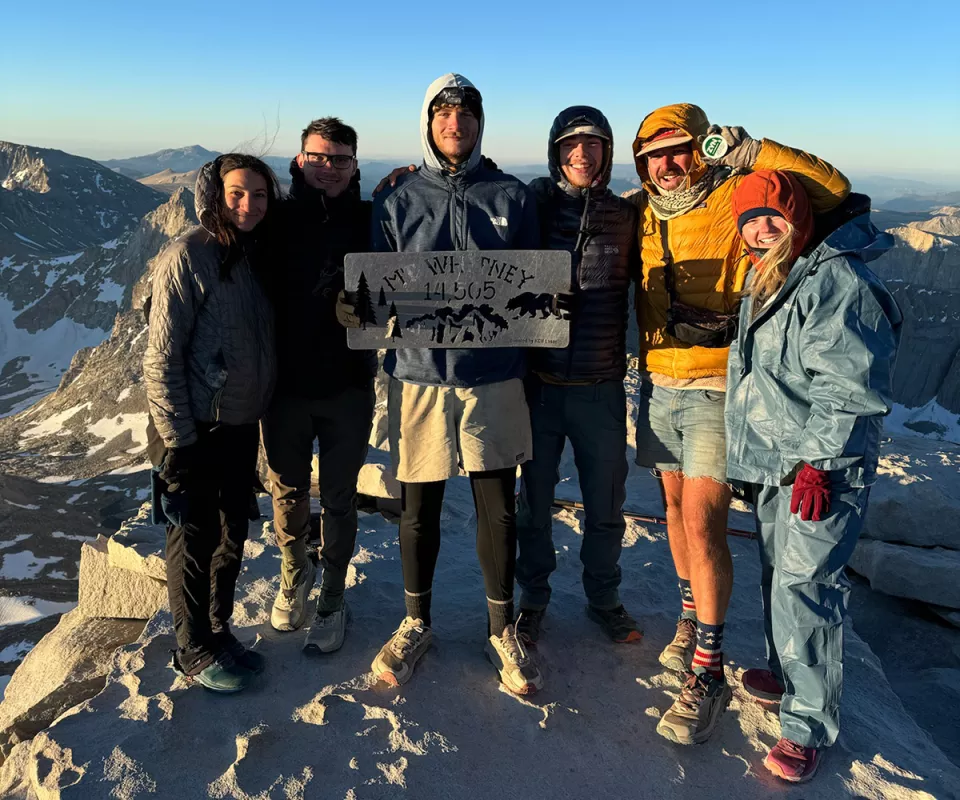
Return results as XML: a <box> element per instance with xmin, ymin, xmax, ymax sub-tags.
<box><xmin>678</xmin><ymin>579</ymin><xmax>697</xmax><ymax>621</ymax></box>
<box><xmin>692</xmin><ymin>621</ymin><xmax>724</xmax><ymax>681</ymax></box>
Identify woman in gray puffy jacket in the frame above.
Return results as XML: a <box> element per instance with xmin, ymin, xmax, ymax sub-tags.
<box><xmin>143</xmin><ymin>154</ymin><xmax>278</xmax><ymax>693</ymax></box>
<box><xmin>725</xmin><ymin>170</ymin><xmax>901</xmax><ymax>783</ymax></box>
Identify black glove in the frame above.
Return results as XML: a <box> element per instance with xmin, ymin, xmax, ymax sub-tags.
<box><xmin>159</xmin><ymin>443</ymin><xmax>198</xmax><ymax>492</ymax></box>
<box><xmin>552</xmin><ymin>292</ymin><xmax>577</xmax><ymax>320</ymax></box>
<box><xmin>481</xmin><ymin>155</ymin><xmax>500</xmax><ymax>172</ymax></box>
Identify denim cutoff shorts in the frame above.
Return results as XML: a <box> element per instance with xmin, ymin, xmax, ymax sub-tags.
<box><xmin>634</xmin><ymin>381</ymin><xmax>727</xmax><ymax>482</ymax></box>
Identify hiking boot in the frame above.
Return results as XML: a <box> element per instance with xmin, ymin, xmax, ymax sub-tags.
<box><xmin>213</xmin><ymin>628</ymin><xmax>265</xmax><ymax>674</ymax></box>
<box><xmin>304</xmin><ymin>603</ymin><xmax>350</xmax><ymax>654</ymax></box>
<box><xmin>271</xmin><ymin>557</ymin><xmax>316</xmax><ymax>632</ymax></box>
<box><xmin>486</xmin><ymin>625</ymin><xmax>543</xmax><ymax>696</ymax></box>
<box><xmin>173</xmin><ymin>651</ymin><xmax>255</xmax><ymax>694</ymax></box>
<box><xmin>741</xmin><ymin>668</ymin><xmax>784</xmax><ymax>705</ymax></box>
<box><xmin>515</xmin><ymin>608</ymin><xmax>545</xmax><ymax>646</ymax></box>
<box><xmin>659</xmin><ymin>617</ymin><xmax>697</xmax><ymax>673</ymax></box>
<box><xmin>764</xmin><ymin>738</ymin><xmax>821</xmax><ymax>783</ymax></box>
<box><xmin>656</xmin><ymin>670</ymin><xmax>732</xmax><ymax>745</ymax></box>
<box><xmin>371</xmin><ymin>617</ymin><xmax>433</xmax><ymax>686</ymax></box>
<box><xmin>586</xmin><ymin>605</ymin><xmax>643</xmax><ymax>643</ymax></box>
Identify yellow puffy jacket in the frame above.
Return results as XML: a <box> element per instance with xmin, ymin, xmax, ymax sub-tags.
<box><xmin>630</xmin><ymin>103</ymin><xmax>851</xmax><ymax>379</ymax></box>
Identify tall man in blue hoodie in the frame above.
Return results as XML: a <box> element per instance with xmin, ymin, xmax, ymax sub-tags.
<box><xmin>355</xmin><ymin>74</ymin><xmax>543</xmax><ymax>696</ymax></box>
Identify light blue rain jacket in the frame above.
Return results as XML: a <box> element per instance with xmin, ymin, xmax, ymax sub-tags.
<box><xmin>725</xmin><ymin>214</ymin><xmax>902</xmax><ymax>488</ymax></box>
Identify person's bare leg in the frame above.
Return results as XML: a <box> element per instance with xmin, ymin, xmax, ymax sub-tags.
<box><xmin>660</xmin><ymin>472</ymin><xmax>689</xmax><ymax>582</ymax></box>
<box><xmin>681</xmin><ymin>477</ymin><xmax>733</xmax><ymax>627</ymax></box>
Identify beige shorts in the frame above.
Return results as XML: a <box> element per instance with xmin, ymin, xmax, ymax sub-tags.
<box><xmin>388</xmin><ymin>378</ymin><xmax>532</xmax><ymax>483</ymax></box>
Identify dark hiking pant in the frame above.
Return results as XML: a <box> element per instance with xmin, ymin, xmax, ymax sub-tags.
<box><xmin>164</xmin><ymin>422</ymin><xmax>259</xmax><ymax>673</ymax></box>
<box><xmin>746</xmin><ymin>480</ymin><xmax>870</xmax><ymax>749</ymax></box>
<box><xmin>516</xmin><ymin>378</ymin><xmax>628</xmax><ymax>611</ymax></box>
<box><xmin>261</xmin><ymin>387</ymin><xmax>374</xmax><ymax>593</ymax></box>
<box><xmin>399</xmin><ymin>469</ymin><xmax>517</xmax><ymax>609</ymax></box>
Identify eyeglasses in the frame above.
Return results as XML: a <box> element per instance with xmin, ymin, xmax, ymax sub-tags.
<box><xmin>301</xmin><ymin>152</ymin><xmax>355</xmax><ymax>169</ymax></box>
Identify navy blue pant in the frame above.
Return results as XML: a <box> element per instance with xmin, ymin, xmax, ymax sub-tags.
<box><xmin>516</xmin><ymin>378</ymin><xmax>628</xmax><ymax>611</ymax></box>
<box><xmin>747</xmin><ymin>480</ymin><xmax>870</xmax><ymax>749</ymax></box>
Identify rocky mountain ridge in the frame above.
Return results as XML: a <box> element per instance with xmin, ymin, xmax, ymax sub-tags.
<box><xmin>871</xmin><ymin>206</ymin><xmax>960</xmax><ymax>431</ymax></box>
<box><xmin>0</xmin><ymin>142</ymin><xmax>162</xmax><ymax>260</ymax></box>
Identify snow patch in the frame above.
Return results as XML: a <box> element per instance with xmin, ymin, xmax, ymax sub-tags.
<box><xmin>0</xmin><ymin>595</ymin><xmax>76</xmax><ymax>628</ymax></box>
<box><xmin>0</xmin><ymin>640</ymin><xmax>33</xmax><ymax>663</ymax></box>
<box><xmin>0</xmin><ymin>550</ymin><xmax>64</xmax><ymax>580</ymax></box>
<box><xmin>0</xmin><ymin>534</ymin><xmax>31</xmax><ymax>551</ymax></box>
<box><xmin>51</xmin><ymin>531</ymin><xmax>96</xmax><ymax>542</ymax></box>
<box><xmin>887</xmin><ymin>401</ymin><xmax>960</xmax><ymax>445</ymax></box>
<box><xmin>19</xmin><ymin>402</ymin><xmax>91</xmax><ymax>443</ymax></box>
<box><xmin>95</xmin><ymin>278</ymin><xmax>125</xmax><ymax>304</ymax></box>
<box><xmin>13</xmin><ymin>232</ymin><xmax>41</xmax><ymax>248</ymax></box>
<box><xmin>86</xmin><ymin>412</ymin><xmax>150</xmax><ymax>455</ymax></box>
<box><xmin>116</xmin><ymin>387</ymin><xmax>132</xmax><ymax>403</ymax></box>
<box><xmin>2</xmin><ymin>499</ymin><xmax>40</xmax><ymax>510</ymax></box>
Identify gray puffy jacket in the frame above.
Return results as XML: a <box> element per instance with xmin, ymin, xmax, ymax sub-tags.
<box><xmin>143</xmin><ymin>202</ymin><xmax>275</xmax><ymax>446</ymax></box>
<box><xmin>725</xmin><ymin>213</ymin><xmax>902</xmax><ymax>488</ymax></box>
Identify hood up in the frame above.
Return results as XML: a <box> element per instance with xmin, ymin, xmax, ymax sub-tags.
<box><xmin>420</xmin><ymin>73</ymin><xmax>484</xmax><ymax>175</ymax></box>
<box><xmin>547</xmin><ymin>105</ymin><xmax>614</xmax><ymax>195</ymax></box>
<box><xmin>631</xmin><ymin>103</ymin><xmax>709</xmax><ymax>192</ymax></box>
<box><xmin>732</xmin><ymin>170</ymin><xmax>814</xmax><ymax>263</ymax></box>
<box><xmin>194</xmin><ymin>157</ymin><xmax>222</xmax><ymax>234</ymax></box>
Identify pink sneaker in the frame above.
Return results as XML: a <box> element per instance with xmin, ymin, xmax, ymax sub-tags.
<box><xmin>764</xmin><ymin>738</ymin><xmax>820</xmax><ymax>783</ymax></box>
<box><xmin>741</xmin><ymin>668</ymin><xmax>784</xmax><ymax>705</ymax></box>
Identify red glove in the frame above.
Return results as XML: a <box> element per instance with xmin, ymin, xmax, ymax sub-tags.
<box><xmin>790</xmin><ymin>464</ymin><xmax>831</xmax><ymax>522</ymax></box>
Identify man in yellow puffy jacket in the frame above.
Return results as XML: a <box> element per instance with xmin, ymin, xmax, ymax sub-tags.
<box><xmin>628</xmin><ymin>103</ymin><xmax>850</xmax><ymax>746</ymax></box>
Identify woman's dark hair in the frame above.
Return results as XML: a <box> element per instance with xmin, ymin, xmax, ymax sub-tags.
<box><xmin>202</xmin><ymin>153</ymin><xmax>282</xmax><ymax>284</ymax></box>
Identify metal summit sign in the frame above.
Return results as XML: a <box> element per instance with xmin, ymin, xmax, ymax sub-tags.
<box><xmin>345</xmin><ymin>250</ymin><xmax>571</xmax><ymax>349</ymax></box>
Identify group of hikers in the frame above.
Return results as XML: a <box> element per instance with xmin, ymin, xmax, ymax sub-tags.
<box><xmin>141</xmin><ymin>72</ymin><xmax>902</xmax><ymax>784</ymax></box>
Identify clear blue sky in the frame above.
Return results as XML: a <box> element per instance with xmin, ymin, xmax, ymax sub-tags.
<box><xmin>2</xmin><ymin>0</ymin><xmax>958</xmax><ymax>180</ymax></box>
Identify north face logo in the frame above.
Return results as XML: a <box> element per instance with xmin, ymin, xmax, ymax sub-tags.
<box><xmin>604</xmin><ymin>245</ymin><xmax>620</xmax><ymax>255</ymax></box>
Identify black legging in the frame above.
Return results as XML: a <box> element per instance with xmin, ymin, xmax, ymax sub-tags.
<box><xmin>399</xmin><ymin>468</ymin><xmax>516</xmax><ymax>603</ymax></box>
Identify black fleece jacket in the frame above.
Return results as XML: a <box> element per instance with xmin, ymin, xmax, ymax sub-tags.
<box><xmin>272</xmin><ymin>163</ymin><xmax>377</xmax><ymax>399</ymax></box>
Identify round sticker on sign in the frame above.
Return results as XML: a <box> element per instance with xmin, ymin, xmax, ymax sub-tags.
<box><xmin>701</xmin><ymin>133</ymin><xmax>729</xmax><ymax>160</ymax></box>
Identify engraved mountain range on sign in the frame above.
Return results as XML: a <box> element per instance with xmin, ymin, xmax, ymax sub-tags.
<box><xmin>403</xmin><ymin>303</ymin><xmax>509</xmax><ymax>344</ymax></box>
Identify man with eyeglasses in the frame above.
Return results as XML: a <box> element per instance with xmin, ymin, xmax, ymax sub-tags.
<box><xmin>263</xmin><ymin>117</ymin><xmax>376</xmax><ymax>654</ymax></box>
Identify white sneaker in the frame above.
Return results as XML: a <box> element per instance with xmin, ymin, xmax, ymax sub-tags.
<box><xmin>303</xmin><ymin>603</ymin><xmax>350</xmax><ymax>654</ymax></box>
<box><xmin>371</xmin><ymin>617</ymin><xmax>433</xmax><ymax>686</ymax></box>
<box><xmin>270</xmin><ymin>558</ymin><xmax>316</xmax><ymax>632</ymax></box>
<box><xmin>485</xmin><ymin>625</ymin><xmax>543</xmax><ymax>696</ymax></box>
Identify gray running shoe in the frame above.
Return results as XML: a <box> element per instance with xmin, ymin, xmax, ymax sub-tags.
<box><xmin>271</xmin><ymin>558</ymin><xmax>316</xmax><ymax>632</ymax></box>
<box><xmin>371</xmin><ymin>617</ymin><xmax>433</xmax><ymax>686</ymax></box>
<box><xmin>485</xmin><ymin>625</ymin><xmax>543</xmax><ymax>696</ymax></box>
<box><xmin>656</xmin><ymin>670</ymin><xmax>732</xmax><ymax>745</ymax></box>
<box><xmin>303</xmin><ymin>603</ymin><xmax>350</xmax><ymax>654</ymax></box>
<box><xmin>659</xmin><ymin>617</ymin><xmax>697</xmax><ymax>673</ymax></box>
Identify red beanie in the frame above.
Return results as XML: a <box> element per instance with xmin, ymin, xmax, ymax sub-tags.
<box><xmin>731</xmin><ymin>170</ymin><xmax>814</xmax><ymax>263</ymax></box>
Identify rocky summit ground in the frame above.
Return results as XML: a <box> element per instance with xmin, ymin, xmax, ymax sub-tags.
<box><xmin>1</xmin><ymin>435</ymin><xmax>958</xmax><ymax>799</ymax></box>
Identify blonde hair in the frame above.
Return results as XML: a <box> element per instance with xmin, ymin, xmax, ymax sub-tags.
<box><xmin>746</xmin><ymin>221</ymin><xmax>796</xmax><ymax>313</ymax></box>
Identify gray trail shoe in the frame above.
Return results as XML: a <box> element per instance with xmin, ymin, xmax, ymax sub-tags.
<box><xmin>271</xmin><ymin>557</ymin><xmax>316</xmax><ymax>632</ymax></box>
<box><xmin>371</xmin><ymin>617</ymin><xmax>433</xmax><ymax>686</ymax></box>
<box><xmin>485</xmin><ymin>625</ymin><xmax>544</xmax><ymax>696</ymax></box>
<box><xmin>303</xmin><ymin>603</ymin><xmax>350</xmax><ymax>654</ymax></box>
<box><xmin>659</xmin><ymin>617</ymin><xmax>697</xmax><ymax>673</ymax></box>
<box><xmin>656</xmin><ymin>670</ymin><xmax>732</xmax><ymax>745</ymax></box>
